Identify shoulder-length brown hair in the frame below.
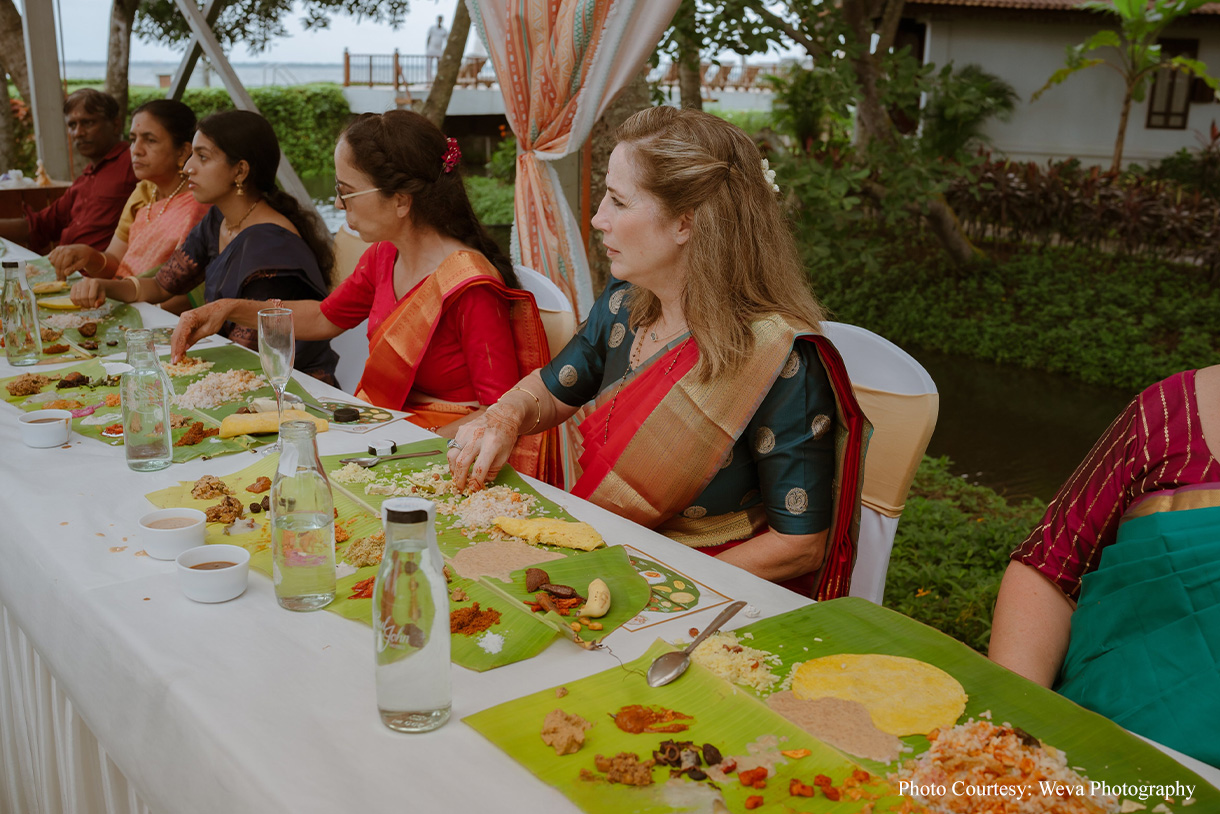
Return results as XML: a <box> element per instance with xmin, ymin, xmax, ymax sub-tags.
<box><xmin>615</xmin><ymin>106</ymin><xmax>826</xmax><ymax>381</ymax></box>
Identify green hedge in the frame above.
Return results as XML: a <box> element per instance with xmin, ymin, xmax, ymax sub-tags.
<box><xmin>464</xmin><ymin>175</ymin><xmax>515</xmax><ymax>225</ymax></box>
<box><xmin>128</xmin><ymin>84</ymin><xmax>351</xmax><ymax>176</ymax></box>
<box><xmin>807</xmin><ymin>238</ymin><xmax>1220</xmax><ymax>391</ymax></box>
<box><xmin>6</xmin><ymin>83</ymin><xmax>351</xmax><ymax>177</ymax></box>
<box><xmin>883</xmin><ymin>456</ymin><xmax>1046</xmax><ymax>652</ymax></box>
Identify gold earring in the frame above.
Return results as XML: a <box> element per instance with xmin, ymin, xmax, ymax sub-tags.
<box><xmin>236</xmin><ymin>182</ymin><xmax>244</xmax><ymax>197</ymax></box>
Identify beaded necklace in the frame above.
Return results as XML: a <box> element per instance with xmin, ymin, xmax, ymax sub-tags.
<box><xmin>602</xmin><ymin>331</ymin><xmax>691</xmax><ymax>443</ymax></box>
<box><xmin>146</xmin><ymin>177</ymin><xmax>188</xmax><ymax>222</ymax></box>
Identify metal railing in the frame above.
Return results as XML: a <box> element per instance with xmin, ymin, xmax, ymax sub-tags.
<box><xmin>343</xmin><ymin>50</ymin><xmax>497</xmax><ymax>91</ymax></box>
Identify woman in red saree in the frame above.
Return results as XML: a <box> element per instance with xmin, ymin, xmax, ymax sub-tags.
<box><xmin>170</xmin><ymin>110</ymin><xmax>559</xmax><ymax>485</ymax></box>
<box><xmin>448</xmin><ymin>108</ymin><xmax>869</xmax><ymax>598</ymax></box>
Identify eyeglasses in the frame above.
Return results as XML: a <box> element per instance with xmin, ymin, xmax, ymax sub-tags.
<box><xmin>334</xmin><ymin>184</ymin><xmax>382</xmax><ymax>202</ymax></box>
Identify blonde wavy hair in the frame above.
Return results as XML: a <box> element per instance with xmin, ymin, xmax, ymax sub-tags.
<box><xmin>615</xmin><ymin>106</ymin><xmax>826</xmax><ymax>381</ymax></box>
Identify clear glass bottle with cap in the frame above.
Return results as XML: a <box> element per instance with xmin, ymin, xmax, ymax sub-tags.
<box><xmin>121</xmin><ymin>328</ymin><xmax>174</xmax><ymax>471</ymax></box>
<box><xmin>374</xmin><ymin>496</ymin><xmax>451</xmax><ymax>732</ymax></box>
<box><xmin>270</xmin><ymin>420</ymin><xmax>336</xmax><ymax>610</ymax></box>
<box><xmin>2</xmin><ymin>260</ymin><xmax>42</xmax><ymax>366</ymax></box>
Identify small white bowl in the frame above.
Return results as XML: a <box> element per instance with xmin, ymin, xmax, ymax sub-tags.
<box><xmin>18</xmin><ymin>409</ymin><xmax>72</xmax><ymax>448</ymax></box>
<box><xmin>139</xmin><ymin>508</ymin><xmax>207</xmax><ymax>561</ymax></box>
<box><xmin>176</xmin><ymin>544</ymin><xmax>251</xmax><ymax>603</ymax></box>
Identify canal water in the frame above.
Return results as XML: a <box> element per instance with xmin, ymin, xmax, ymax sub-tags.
<box><xmin>911</xmin><ymin>350</ymin><xmax>1136</xmax><ymax>502</ymax></box>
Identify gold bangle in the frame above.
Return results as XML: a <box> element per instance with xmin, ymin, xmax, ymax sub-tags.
<box><xmin>128</xmin><ymin>276</ymin><xmax>141</xmax><ymax>300</ymax></box>
<box><xmin>508</xmin><ymin>386</ymin><xmax>541</xmax><ymax>434</ymax></box>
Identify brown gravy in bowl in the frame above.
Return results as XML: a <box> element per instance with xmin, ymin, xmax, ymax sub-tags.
<box><xmin>145</xmin><ymin>516</ymin><xmax>199</xmax><ymax>530</ymax></box>
<box><xmin>25</xmin><ymin>417</ymin><xmax>67</xmax><ymax>424</ymax></box>
<box><xmin>189</xmin><ymin>561</ymin><xmax>237</xmax><ymax>570</ymax></box>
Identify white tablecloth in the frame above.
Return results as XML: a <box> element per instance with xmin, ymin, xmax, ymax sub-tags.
<box><xmin>0</xmin><ymin>305</ymin><xmax>816</xmax><ymax>814</ymax></box>
<box><xmin>0</xmin><ymin>237</ymin><xmax>41</xmax><ymax>263</ymax></box>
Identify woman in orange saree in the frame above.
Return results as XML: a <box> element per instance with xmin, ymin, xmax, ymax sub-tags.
<box><xmin>170</xmin><ymin>110</ymin><xmax>560</xmax><ymax>485</ymax></box>
<box><xmin>448</xmin><ymin>108</ymin><xmax>869</xmax><ymax>598</ymax></box>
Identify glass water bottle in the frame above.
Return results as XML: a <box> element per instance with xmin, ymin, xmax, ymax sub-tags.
<box><xmin>374</xmin><ymin>497</ymin><xmax>451</xmax><ymax>733</ymax></box>
<box><xmin>270</xmin><ymin>420</ymin><xmax>336</xmax><ymax>611</ymax></box>
<box><xmin>2</xmin><ymin>260</ymin><xmax>42</xmax><ymax>366</ymax></box>
<box><xmin>121</xmin><ymin>329</ymin><xmax>174</xmax><ymax>472</ymax></box>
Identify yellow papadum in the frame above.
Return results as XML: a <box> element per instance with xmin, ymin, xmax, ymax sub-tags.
<box><xmin>791</xmin><ymin>653</ymin><xmax>966</xmax><ymax>737</ymax></box>
<box><xmin>493</xmin><ymin>517</ymin><xmax>604</xmax><ymax>551</ymax></box>
<box><xmin>38</xmin><ymin>297</ymin><xmax>80</xmax><ymax>311</ymax></box>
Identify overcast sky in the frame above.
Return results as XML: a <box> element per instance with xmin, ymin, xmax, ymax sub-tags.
<box><xmin>44</xmin><ymin>0</ymin><xmax>798</xmax><ymax>65</ymax></box>
<box><xmin>49</xmin><ymin>0</ymin><xmax>450</xmax><ymax>63</ymax></box>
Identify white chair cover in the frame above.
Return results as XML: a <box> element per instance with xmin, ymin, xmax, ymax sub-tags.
<box><xmin>330</xmin><ymin>319</ymin><xmax>370</xmax><ymax>396</ymax></box>
<box><xmin>513</xmin><ymin>265</ymin><xmax>576</xmax><ymax>360</ymax></box>
<box><xmin>821</xmin><ymin>322</ymin><xmax>939</xmax><ymax>605</ymax></box>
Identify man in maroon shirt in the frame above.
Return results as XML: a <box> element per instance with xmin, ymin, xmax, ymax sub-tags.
<box><xmin>0</xmin><ymin>88</ymin><xmax>137</xmax><ymax>253</ymax></box>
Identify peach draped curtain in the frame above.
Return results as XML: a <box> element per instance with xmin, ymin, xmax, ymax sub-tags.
<box><xmin>466</xmin><ymin>0</ymin><xmax>680</xmax><ymax>318</ymax></box>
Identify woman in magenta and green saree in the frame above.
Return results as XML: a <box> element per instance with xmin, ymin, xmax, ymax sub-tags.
<box><xmin>990</xmin><ymin>365</ymin><xmax>1220</xmax><ymax>766</ymax></box>
<box><xmin>446</xmin><ymin>107</ymin><xmax>870</xmax><ymax>600</ymax></box>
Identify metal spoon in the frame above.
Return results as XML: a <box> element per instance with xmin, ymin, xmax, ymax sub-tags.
<box><xmin>282</xmin><ymin>392</ymin><xmax>361</xmax><ymax>423</ymax></box>
<box><xmin>337</xmin><ymin>450</ymin><xmax>445</xmax><ymax>468</ymax></box>
<box><xmin>646</xmin><ymin>600</ymin><xmax>748</xmax><ymax>688</ymax></box>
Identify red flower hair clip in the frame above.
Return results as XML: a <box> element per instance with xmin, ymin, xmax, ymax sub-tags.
<box><xmin>442</xmin><ymin>137</ymin><xmax>461</xmax><ymax>174</ymax></box>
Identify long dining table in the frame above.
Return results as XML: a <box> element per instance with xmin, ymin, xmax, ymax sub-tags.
<box><xmin>0</xmin><ymin>301</ymin><xmax>824</xmax><ymax>814</ymax></box>
<box><xmin>2</xmin><ymin>294</ymin><xmax>1218</xmax><ymax>814</ymax></box>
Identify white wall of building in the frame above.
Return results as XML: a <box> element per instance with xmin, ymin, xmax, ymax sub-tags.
<box><xmin>922</xmin><ymin>17</ymin><xmax>1220</xmax><ymax>167</ymax></box>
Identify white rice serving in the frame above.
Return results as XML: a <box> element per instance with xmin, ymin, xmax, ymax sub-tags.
<box><xmin>688</xmin><ymin>631</ymin><xmax>783</xmax><ymax>693</ymax></box>
<box><xmin>173</xmin><ymin>369</ymin><xmax>267</xmax><ymax>409</ymax></box>
<box><xmin>162</xmin><ymin>356</ymin><xmax>215</xmax><ymax>377</ymax></box>
<box><xmin>41</xmin><ymin>306</ymin><xmax>112</xmax><ymax>331</ymax></box>
<box><xmin>332</xmin><ymin>462</ymin><xmax>377</xmax><ymax>484</ymax></box>
<box><xmin>447</xmin><ymin>486</ymin><xmax>536</xmax><ymax>529</ymax></box>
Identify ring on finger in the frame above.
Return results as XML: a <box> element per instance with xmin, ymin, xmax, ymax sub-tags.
<box><xmin>446</xmin><ymin>439</ymin><xmax>463</xmax><ymax>451</ymax></box>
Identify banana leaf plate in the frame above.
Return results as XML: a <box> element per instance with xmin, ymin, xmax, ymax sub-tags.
<box><xmin>144</xmin><ymin>438</ymin><xmax>651</xmax><ymax>671</ymax></box>
<box><xmin>465</xmin><ymin>599</ymin><xmax>1218</xmax><ymax>813</ymax></box>
<box><xmin>1</xmin><ymin>344</ymin><xmax>312</xmax><ymax>462</ymax></box>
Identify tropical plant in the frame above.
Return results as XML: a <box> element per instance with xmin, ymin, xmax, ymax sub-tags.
<box><xmin>921</xmin><ymin>64</ymin><xmax>1018</xmax><ymax>159</ymax></box>
<box><xmin>1033</xmin><ymin>0</ymin><xmax>1220</xmax><ymax>172</ymax></box>
<box><xmin>943</xmin><ymin>155</ymin><xmax>1220</xmax><ymax>278</ymax></box>
<box><xmin>486</xmin><ymin>130</ymin><xmax>517</xmax><ymax>184</ymax></box>
<box><xmin>768</xmin><ymin>64</ymin><xmax>853</xmax><ymax>154</ymax></box>
<box><xmin>1144</xmin><ymin>120</ymin><xmax>1220</xmax><ymax>200</ymax></box>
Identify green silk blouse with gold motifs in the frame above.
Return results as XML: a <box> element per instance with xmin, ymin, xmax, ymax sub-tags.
<box><xmin>539</xmin><ymin>276</ymin><xmax>835</xmax><ymax>539</ymax></box>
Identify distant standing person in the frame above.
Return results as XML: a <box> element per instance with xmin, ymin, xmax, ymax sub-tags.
<box><xmin>426</xmin><ymin>15</ymin><xmax>448</xmax><ymax>79</ymax></box>
<box><xmin>0</xmin><ymin>88</ymin><xmax>137</xmax><ymax>253</ymax></box>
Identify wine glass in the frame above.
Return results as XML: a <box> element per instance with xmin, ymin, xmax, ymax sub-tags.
<box><xmin>257</xmin><ymin>307</ymin><xmax>295</xmax><ymax>452</ymax></box>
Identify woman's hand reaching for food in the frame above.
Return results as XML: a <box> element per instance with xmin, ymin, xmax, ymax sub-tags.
<box><xmin>170</xmin><ymin>301</ymin><xmax>231</xmax><ymax>362</ymax></box>
<box><xmin>447</xmin><ymin>404</ymin><xmax>523</xmax><ymax>491</ymax></box>
<box><xmin>69</xmin><ymin>278</ymin><xmax>108</xmax><ymax>309</ymax></box>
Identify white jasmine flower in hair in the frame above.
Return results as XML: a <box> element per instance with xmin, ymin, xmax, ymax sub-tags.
<box><xmin>761</xmin><ymin>158</ymin><xmax>779</xmax><ymax>193</ymax></box>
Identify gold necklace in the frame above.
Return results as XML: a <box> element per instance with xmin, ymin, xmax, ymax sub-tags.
<box><xmin>223</xmin><ymin>200</ymin><xmax>260</xmax><ymax>237</ymax></box>
<box><xmin>648</xmin><ymin>322</ymin><xmax>686</xmax><ymax>343</ymax></box>
<box><xmin>602</xmin><ymin>334</ymin><xmax>690</xmax><ymax>443</ymax></box>
<box><xmin>146</xmin><ymin>177</ymin><xmax>188</xmax><ymax>222</ymax></box>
